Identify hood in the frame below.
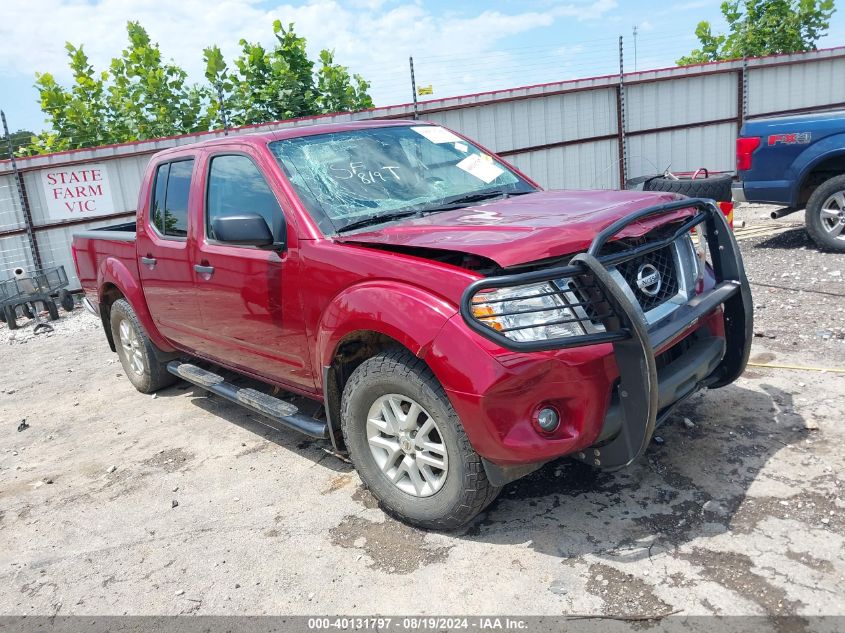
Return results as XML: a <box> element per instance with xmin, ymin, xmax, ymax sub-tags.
<box><xmin>335</xmin><ymin>190</ymin><xmax>692</xmax><ymax>268</ymax></box>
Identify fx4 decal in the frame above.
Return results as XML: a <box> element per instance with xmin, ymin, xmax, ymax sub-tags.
<box><xmin>768</xmin><ymin>132</ymin><xmax>812</xmax><ymax>146</ymax></box>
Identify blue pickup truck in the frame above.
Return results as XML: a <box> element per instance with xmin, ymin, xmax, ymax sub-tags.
<box><xmin>733</xmin><ymin>109</ymin><xmax>845</xmax><ymax>252</ymax></box>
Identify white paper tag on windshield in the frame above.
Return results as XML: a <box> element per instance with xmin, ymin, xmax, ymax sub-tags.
<box><xmin>456</xmin><ymin>154</ymin><xmax>504</xmax><ymax>184</ymax></box>
<box><xmin>412</xmin><ymin>126</ymin><xmax>463</xmax><ymax>144</ymax></box>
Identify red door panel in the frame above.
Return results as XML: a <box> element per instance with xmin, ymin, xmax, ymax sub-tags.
<box><xmin>190</xmin><ymin>150</ymin><xmax>316</xmax><ymax>391</ymax></box>
<box><xmin>136</xmin><ymin>159</ymin><xmax>206</xmax><ymax>350</ymax></box>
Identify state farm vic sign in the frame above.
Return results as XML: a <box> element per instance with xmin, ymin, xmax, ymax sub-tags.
<box><xmin>39</xmin><ymin>163</ymin><xmax>116</xmax><ymax>221</ymax></box>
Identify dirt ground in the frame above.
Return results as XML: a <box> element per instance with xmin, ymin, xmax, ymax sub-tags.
<box><xmin>734</xmin><ymin>204</ymin><xmax>845</xmax><ymax>363</ymax></box>
<box><xmin>0</xmin><ymin>207</ymin><xmax>843</xmax><ymax>620</ymax></box>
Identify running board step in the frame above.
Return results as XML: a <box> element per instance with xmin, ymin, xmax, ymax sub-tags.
<box><xmin>167</xmin><ymin>361</ymin><xmax>328</xmax><ymax>439</ymax></box>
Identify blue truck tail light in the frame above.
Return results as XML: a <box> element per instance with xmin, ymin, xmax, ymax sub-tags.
<box><xmin>736</xmin><ymin>137</ymin><xmax>761</xmax><ymax>171</ymax></box>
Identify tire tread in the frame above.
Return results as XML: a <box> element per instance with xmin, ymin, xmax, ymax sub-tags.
<box><xmin>110</xmin><ymin>299</ymin><xmax>177</xmax><ymax>394</ymax></box>
<box><xmin>340</xmin><ymin>348</ymin><xmax>500</xmax><ymax>530</ymax></box>
<box><xmin>643</xmin><ymin>173</ymin><xmax>732</xmax><ymax>201</ymax></box>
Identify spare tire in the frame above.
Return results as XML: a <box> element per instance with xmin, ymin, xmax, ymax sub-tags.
<box><xmin>643</xmin><ymin>171</ymin><xmax>732</xmax><ymax>202</ymax></box>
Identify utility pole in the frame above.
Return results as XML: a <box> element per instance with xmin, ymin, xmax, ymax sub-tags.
<box><xmin>409</xmin><ymin>56</ymin><xmax>419</xmax><ymax>120</ymax></box>
<box><xmin>632</xmin><ymin>25</ymin><xmax>638</xmax><ymax>71</ymax></box>
<box><xmin>1</xmin><ymin>110</ymin><xmax>42</xmax><ymax>270</ymax></box>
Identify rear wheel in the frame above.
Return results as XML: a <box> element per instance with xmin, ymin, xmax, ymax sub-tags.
<box><xmin>59</xmin><ymin>289</ymin><xmax>75</xmax><ymax>312</ymax></box>
<box><xmin>806</xmin><ymin>174</ymin><xmax>845</xmax><ymax>252</ymax></box>
<box><xmin>110</xmin><ymin>299</ymin><xmax>177</xmax><ymax>394</ymax></box>
<box><xmin>22</xmin><ymin>303</ymin><xmax>34</xmax><ymax>319</ymax></box>
<box><xmin>341</xmin><ymin>349</ymin><xmax>499</xmax><ymax>530</ymax></box>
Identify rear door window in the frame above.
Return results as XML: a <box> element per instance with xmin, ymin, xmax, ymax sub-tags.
<box><xmin>150</xmin><ymin>159</ymin><xmax>194</xmax><ymax>238</ymax></box>
<box><xmin>163</xmin><ymin>160</ymin><xmax>194</xmax><ymax>237</ymax></box>
<box><xmin>151</xmin><ymin>163</ymin><xmax>170</xmax><ymax>234</ymax></box>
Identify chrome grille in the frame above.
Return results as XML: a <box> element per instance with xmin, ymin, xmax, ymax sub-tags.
<box><xmin>615</xmin><ymin>244</ymin><xmax>679</xmax><ymax>313</ymax></box>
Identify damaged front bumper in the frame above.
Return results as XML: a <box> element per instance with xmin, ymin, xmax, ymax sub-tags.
<box><xmin>459</xmin><ymin>198</ymin><xmax>753</xmax><ymax>476</ymax></box>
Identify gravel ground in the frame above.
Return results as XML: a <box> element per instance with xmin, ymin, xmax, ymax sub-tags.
<box><xmin>734</xmin><ymin>203</ymin><xmax>845</xmax><ymax>363</ymax></box>
<box><xmin>0</xmin><ymin>210</ymin><xmax>843</xmax><ymax>621</ymax></box>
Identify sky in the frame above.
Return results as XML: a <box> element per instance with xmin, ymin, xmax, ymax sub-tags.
<box><xmin>2</xmin><ymin>0</ymin><xmax>844</xmax><ymax>134</ymax></box>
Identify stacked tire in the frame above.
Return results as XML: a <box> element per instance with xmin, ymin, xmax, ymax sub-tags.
<box><xmin>642</xmin><ymin>172</ymin><xmax>733</xmax><ymax>202</ymax></box>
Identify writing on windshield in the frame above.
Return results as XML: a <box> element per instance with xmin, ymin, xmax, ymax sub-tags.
<box><xmin>269</xmin><ymin>125</ymin><xmax>534</xmax><ymax>234</ymax></box>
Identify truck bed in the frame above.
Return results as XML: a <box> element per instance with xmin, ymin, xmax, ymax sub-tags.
<box><xmin>72</xmin><ymin>222</ymin><xmax>138</xmax><ymax>300</ymax></box>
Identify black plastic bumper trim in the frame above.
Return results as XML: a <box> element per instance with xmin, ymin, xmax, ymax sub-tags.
<box><xmin>481</xmin><ymin>458</ymin><xmax>548</xmax><ymax>487</ymax></box>
<box><xmin>598</xmin><ymin>335</ymin><xmax>725</xmax><ymax>443</ymax></box>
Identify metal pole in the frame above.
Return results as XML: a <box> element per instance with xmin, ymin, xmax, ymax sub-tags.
<box><xmin>215</xmin><ymin>82</ymin><xmax>230</xmax><ymax>136</ymax></box>
<box><xmin>632</xmin><ymin>25</ymin><xmax>638</xmax><ymax>71</ymax></box>
<box><xmin>1</xmin><ymin>110</ymin><xmax>42</xmax><ymax>270</ymax></box>
<box><xmin>617</xmin><ymin>36</ymin><xmax>628</xmax><ymax>189</ymax></box>
<box><xmin>409</xmin><ymin>56</ymin><xmax>419</xmax><ymax>120</ymax></box>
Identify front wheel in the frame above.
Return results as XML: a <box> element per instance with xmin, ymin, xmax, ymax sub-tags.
<box><xmin>4</xmin><ymin>305</ymin><xmax>18</xmax><ymax>330</ymax></box>
<box><xmin>806</xmin><ymin>174</ymin><xmax>845</xmax><ymax>252</ymax></box>
<box><xmin>110</xmin><ymin>299</ymin><xmax>177</xmax><ymax>394</ymax></box>
<box><xmin>341</xmin><ymin>349</ymin><xmax>499</xmax><ymax>530</ymax></box>
<box><xmin>45</xmin><ymin>300</ymin><xmax>59</xmax><ymax>321</ymax></box>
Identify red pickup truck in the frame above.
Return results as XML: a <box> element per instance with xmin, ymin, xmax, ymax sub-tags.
<box><xmin>72</xmin><ymin>120</ymin><xmax>752</xmax><ymax>529</ymax></box>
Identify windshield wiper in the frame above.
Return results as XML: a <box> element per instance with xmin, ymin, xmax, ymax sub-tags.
<box><xmin>420</xmin><ymin>189</ymin><xmax>535</xmax><ymax>214</ymax></box>
<box><xmin>334</xmin><ymin>190</ymin><xmax>537</xmax><ymax>233</ymax></box>
<box><xmin>335</xmin><ymin>210</ymin><xmax>422</xmax><ymax>234</ymax></box>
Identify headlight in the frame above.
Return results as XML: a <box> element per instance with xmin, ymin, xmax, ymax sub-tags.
<box><xmin>471</xmin><ymin>281</ymin><xmax>586</xmax><ymax>342</ymax></box>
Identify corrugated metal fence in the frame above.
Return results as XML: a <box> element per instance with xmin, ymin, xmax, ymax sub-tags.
<box><xmin>2</xmin><ymin>46</ymin><xmax>844</xmax><ymax>290</ymax></box>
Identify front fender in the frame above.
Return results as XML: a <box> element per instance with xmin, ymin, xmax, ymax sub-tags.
<box><xmin>791</xmin><ymin>133</ymin><xmax>845</xmax><ymax>204</ymax></box>
<box><xmin>316</xmin><ymin>280</ymin><xmax>457</xmax><ymax>373</ymax></box>
<box><xmin>98</xmin><ymin>256</ymin><xmax>175</xmax><ymax>352</ymax></box>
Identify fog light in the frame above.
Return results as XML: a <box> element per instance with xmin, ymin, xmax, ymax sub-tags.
<box><xmin>536</xmin><ymin>407</ymin><xmax>560</xmax><ymax>432</ymax></box>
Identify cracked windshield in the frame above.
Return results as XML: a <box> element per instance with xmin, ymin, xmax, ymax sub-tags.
<box><xmin>269</xmin><ymin>125</ymin><xmax>535</xmax><ymax>233</ymax></box>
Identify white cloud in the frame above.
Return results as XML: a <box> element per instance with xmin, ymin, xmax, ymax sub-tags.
<box><xmin>0</xmin><ymin>0</ymin><xmax>619</xmax><ymax>107</ymax></box>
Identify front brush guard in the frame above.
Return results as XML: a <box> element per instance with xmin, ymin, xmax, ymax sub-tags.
<box><xmin>460</xmin><ymin>198</ymin><xmax>753</xmax><ymax>469</ymax></box>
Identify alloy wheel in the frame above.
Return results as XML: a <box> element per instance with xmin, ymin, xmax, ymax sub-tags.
<box><xmin>118</xmin><ymin>319</ymin><xmax>145</xmax><ymax>376</ymax></box>
<box><xmin>820</xmin><ymin>191</ymin><xmax>845</xmax><ymax>240</ymax></box>
<box><xmin>366</xmin><ymin>393</ymin><xmax>449</xmax><ymax>497</ymax></box>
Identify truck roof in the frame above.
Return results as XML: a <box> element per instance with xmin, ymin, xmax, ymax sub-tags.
<box><xmin>152</xmin><ymin>119</ymin><xmax>421</xmax><ymax>159</ymax></box>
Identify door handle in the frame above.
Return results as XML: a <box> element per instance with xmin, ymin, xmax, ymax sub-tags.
<box><xmin>140</xmin><ymin>256</ymin><xmax>157</xmax><ymax>269</ymax></box>
<box><xmin>194</xmin><ymin>264</ymin><xmax>215</xmax><ymax>275</ymax></box>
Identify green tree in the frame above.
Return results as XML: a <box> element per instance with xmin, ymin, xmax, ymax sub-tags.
<box><xmin>27</xmin><ymin>19</ymin><xmax>374</xmax><ymax>155</ymax></box>
<box><xmin>28</xmin><ymin>22</ymin><xmax>208</xmax><ymax>153</ymax></box>
<box><xmin>0</xmin><ymin>129</ymin><xmax>36</xmax><ymax>159</ymax></box>
<box><xmin>28</xmin><ymin>44</ymin><xmax>110</xmax><ymax>153</ymax></box>
<box><xmin>316</xmin><ymin>50</ymin><xmax>374</xmax><ymax>113</ymax></box>
<box><xmin>677</xmin><ymin>0</ymin><xmax>836</xmax><ymax>65</ymax></box>
<box><xmin>107</xmin><ymin>22</ymin><xmax>208</xmax><ymax>140</ymax></box>
<box><xmin>206</xmin><ymin>21</ymin><xmax>374</xmax><ymax>125</ymax></box>
<box><xmin>203</xmin><ymin>44</ymin><xmax>234</xmax><ymax>130</ymax></box>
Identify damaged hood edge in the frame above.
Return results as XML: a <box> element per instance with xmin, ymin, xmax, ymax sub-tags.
<box><xmin>334</xmin><ymin>190</ymin><xmax>694</xmax><ymax>268</ymax></box>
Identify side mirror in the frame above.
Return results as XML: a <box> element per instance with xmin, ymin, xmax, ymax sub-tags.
<box><xmin>212</xmin><ymin>213</ymin><xmax>282</xmax><ymax>249</ymax></box>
